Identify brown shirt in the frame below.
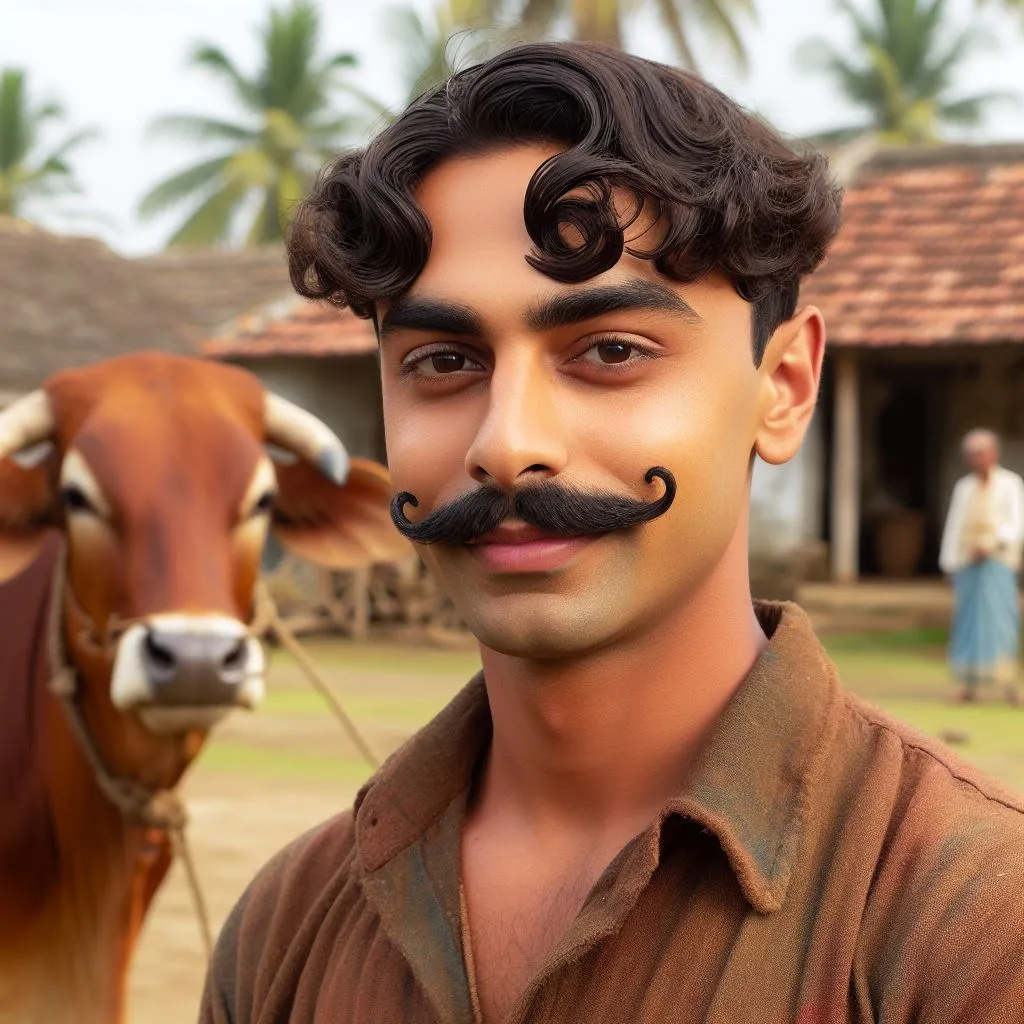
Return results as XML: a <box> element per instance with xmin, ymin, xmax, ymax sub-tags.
<box><xmin>199</xmin><ymin>603</ymin><xmax>1024</xmax><ymax>1023</ymax></box>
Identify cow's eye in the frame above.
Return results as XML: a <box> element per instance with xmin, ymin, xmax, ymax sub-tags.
<box><xmin>251</xmin><ymin>491</ymin><xmax>276</xmax><ymax>517</ymax></box>
<box><xmin>60</xmin><ymin>485</ymin><xmax>96</xmax><ymax>516</ymax></box>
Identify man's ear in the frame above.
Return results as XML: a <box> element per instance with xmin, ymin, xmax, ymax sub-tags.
<box><xmin>0</xmin><ymin>450</ymin><xmax>60</xmax><ymax>583</ymax></box>
<box><xmin>271</xmin><ymin>457</ymin><xmax>413</xmax><ymax>570</ymax></box>
<box><xmin>753</xmin><ymin>306</ymin><xmax>826</xmax><ymax>466</ymax></box>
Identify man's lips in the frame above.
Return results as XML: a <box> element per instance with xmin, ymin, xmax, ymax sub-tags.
<box><xmin>467</xmin><ymin>522</ymin><xmax>575</xmax><ymax>546</ymax></box>
<box><xmin>465</xmin><ymin>522</ymin><xmax>600</xmax><ymax>572</ymax></box>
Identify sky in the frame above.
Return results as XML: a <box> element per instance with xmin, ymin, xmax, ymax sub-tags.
<box><xmin>3</xmin><ymin>0</ymin><xmax>1023</xmax><ymax>256</ymax></box>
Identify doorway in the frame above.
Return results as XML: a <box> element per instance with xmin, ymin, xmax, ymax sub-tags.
<box><xmin>863</xmin><ymin>365</ymin><xmax>954</xmax><ymax>576</ymax></box>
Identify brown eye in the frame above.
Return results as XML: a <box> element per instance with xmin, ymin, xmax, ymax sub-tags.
<box><xmin>61</xmin><ymin>485</ymin><xmax>96</xmax><ymax>515</ymax></box>
<box><xmin>596</xmin><ymin>342</ymin><xmax>632</xmax><ymax>364</ymax></box>
<box><xmin>430</xmin><ymin>352</ymin><xmax>467</xmax><ymax>373</ymax></box>
<box><xmin>251</xmin><ymin>491</ymin><xmax>276</xmax><ymax>517</ymax></box>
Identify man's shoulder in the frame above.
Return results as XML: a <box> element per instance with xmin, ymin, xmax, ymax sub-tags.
<box><xmin>200</xmin><ymin>809</ymin><xmax>360</xmax><ymax>1022</ymax></box>
<box><xmin>831</xmin><ymin>694</ymin><xmax>1024</xmax><ymax>1015</ymax></box>
<box><xmin>842</xmin><ymin>691</ymin><xmax>1024</xmax><ymax>823</ymax></box>
<box><xmin>996</xmin><ymin>465</ymin><xmax>1024</xmax><ymax>488</ymax></box>
<box><xmin>837</xmin><ymin>692</ymin><xmax>1023</xmax><ymax>881</ymax></box>
<box><xmin>243</xmin><ymin>807</ymin><xmax>359</xmax><ymax>906</ymax></box>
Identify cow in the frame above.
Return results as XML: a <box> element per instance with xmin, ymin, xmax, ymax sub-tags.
<box><xmin>0</xmin><ymin>351</ymin><xmax>410</xmax><ymax>1023</ymax></box>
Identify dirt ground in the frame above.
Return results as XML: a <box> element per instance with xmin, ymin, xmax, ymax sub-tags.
<box><xmin>127</xmin><ymin>642</ymin><xmax>476</xmax><ymax>1024</ymax></box>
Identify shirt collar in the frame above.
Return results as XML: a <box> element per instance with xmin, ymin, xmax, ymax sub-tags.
<box><xmin>354</xmin><ymin>601</ymin><xmax>840</xmax><ymax>915</ymax></box>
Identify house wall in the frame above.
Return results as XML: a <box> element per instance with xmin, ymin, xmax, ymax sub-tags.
<box><xmin>233</xmin><ymin>354</ymin><xmax>386</xmax><ymax>463</ymax></box>
<box><xmin>749</xmin><ymin>416</ymin><xmax>824</xmax><ymax>557</ymax></box>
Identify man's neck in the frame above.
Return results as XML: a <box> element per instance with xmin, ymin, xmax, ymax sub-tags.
<box><xmin>474</xmin><ymin>536</ymin><xmax>767</xmax><ymax>838</ymax></box>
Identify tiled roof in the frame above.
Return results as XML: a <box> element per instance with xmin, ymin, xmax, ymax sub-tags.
<box><xmin>802</xmin><ymin>144</ymin><xmax>1024</xmax><ymax>348</ymax></box>
<box><xmin>202</xmin><ymin>294</ymin><xmax>377</xmax><ymax>359</ymax></box>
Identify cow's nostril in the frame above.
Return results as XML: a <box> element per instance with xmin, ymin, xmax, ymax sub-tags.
<box><xmin>143</xmin><ymin>631</ymin><xmax>177</xmax><ymax>673</ymax></box>
<box><xmin>221</xmin><ymin>638</ymin><xmax>247</xmax><ymax>673</ymax></box>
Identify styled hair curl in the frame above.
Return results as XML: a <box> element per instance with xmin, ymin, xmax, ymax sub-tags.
<box><xmin>287</xmin><ymin>42</ymin><xmax>843</xmax><ymax>363</ymax></box>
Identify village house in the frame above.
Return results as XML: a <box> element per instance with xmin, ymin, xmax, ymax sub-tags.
<box><xmin>799</xmin><ymin>142</ymin><xmax>1024</xmax><ymax>583</ymax></box>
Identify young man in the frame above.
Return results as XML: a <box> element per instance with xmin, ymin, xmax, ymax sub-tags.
<box><xmin>939</xmin><ymin>428</ymin><xmax>1024</xmax><ymax>703</ymax></box>
<box><xmin>201</xmin><ymin>43</ymin><xmax>1023</xmax><ymax>1023</ymax></box>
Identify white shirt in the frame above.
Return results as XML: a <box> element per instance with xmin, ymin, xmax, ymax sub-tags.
<box><xmin>939</xmin><ymin>465</ymin><xmax>1024</xmax><ymax>574</ymax></box>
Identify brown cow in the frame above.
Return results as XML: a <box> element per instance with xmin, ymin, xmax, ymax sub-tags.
<box><xmin>0</xmin><ymin>351</ymin><xmax>409</xmax><ymax>1023</ymax></box>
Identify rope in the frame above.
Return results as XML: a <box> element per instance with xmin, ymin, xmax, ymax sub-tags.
<box><xmin>44</xmin><ymin>543</ymin><xmax>214</xmax><ymax>962</ymax></box>
<box><xmin>169</xmin><ymin>824</ymin><xmax>214</xmax><ymax>961</ymax></box>
<box><xmin>252</xmin><ymin>581</ymin><xmax>381</xmax><ymax>771</ymax></box>
<box><xmin>44</xmin><ymin>544</ymin><xmax>376</xmax><ymax>971</ymax></box>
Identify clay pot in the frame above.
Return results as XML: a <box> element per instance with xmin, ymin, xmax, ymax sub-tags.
<box><xmin>874</xmin><ymin>509</ymin><xmax>928</xmax><ymax>577</ymax></box>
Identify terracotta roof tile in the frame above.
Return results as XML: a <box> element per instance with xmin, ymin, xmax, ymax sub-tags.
<box><xmin>802</xmin><ymin>144</ymin><xmax>1024</xmax><ymax>348</ymax></box>
<box><xmin>202</xmin><ymin>294</ymin><xmax>377</xmax><ymax>359</ymax></box>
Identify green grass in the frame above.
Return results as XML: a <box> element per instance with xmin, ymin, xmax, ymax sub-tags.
<box><xmin>824</xmin><ymin>627</ymin><xmax>949</xmax><ymax>653</ymax></box>
<box><xmin>199</xmin><ymin>740</ymin><xmax>374</xmax><ymax>783</ymax></box>
<box><xmin>205</xmin><ymin>632</ymin><xmax>1023</xmax><ymax>796</ymax></box>
<box><xmin>260</xmin><ymin>687</ymin><xmax>451</xmax><ymax>722</ymax></box>
<box><xmin>266</xmin><ymin>640</ymin><xmax>481</xmax><ymax>677</ymax></box>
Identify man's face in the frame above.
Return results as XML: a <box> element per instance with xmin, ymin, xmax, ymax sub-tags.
<box><xmin>965</xmin><ymin>439</ymin><xmax>998</xmax><ymax>476</ymax></box>
<box><xmin>379</xmin><ymin>144</ymin><xmax>810</xmax><ymax>658</ymax></box>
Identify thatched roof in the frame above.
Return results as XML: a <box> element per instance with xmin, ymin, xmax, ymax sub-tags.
<box><xmin>132</xmin><ymin>246</ymin><xmax>292</xmax><ymax>337</ymax></box>
<box><xmin>0</xmin><ymin>218</ymin><xmax>197</xmax><ymax>394</ymax></box>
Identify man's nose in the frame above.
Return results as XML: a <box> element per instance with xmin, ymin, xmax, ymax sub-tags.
<box><xmin>464</xmin><ymin>357</ymin><xmax>568</xmax><ymax>489</ymax></box>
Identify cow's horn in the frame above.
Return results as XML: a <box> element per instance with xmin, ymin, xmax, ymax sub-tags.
<box><xmin>264</xmin><ymin>392</ymin><xmax>349</xmax><ymax>486</ymax></box>
<box><xmin>0</xmin><ymin>390</ymin><xmax>56</xmax><ymax>461</ymax></box>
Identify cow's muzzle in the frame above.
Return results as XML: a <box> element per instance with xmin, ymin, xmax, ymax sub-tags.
<box><xmin>110</xmin><ymin>615</ymin><xmax>265</xmax><ymax>734</ymax></box>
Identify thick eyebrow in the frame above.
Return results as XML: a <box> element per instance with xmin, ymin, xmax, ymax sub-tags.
<box><xmin>526</xmin><ymin>280</ymin><xmax>703</xmax><ymax>332</ymax></box>
<box><xmin>378</xmin><ymin>296</ymin><xmax>482</xmax><ymax>342</ymax></box>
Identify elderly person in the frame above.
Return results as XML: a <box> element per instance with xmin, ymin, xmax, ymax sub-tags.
<box><xmin>939</xmin><ymin>428</ymin><xmax>1024</xmax><ymax>702</ymax></box>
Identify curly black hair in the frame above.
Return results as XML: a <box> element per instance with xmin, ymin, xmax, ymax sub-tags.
<box><xmin>287</xmin><ymin>42</ymin><xmax>843</xmax><ymax>364</ymax></box>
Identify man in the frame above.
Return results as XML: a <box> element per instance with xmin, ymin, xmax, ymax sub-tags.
<box><xmin>201</xmin><ymin>44</ymin><xmax>1023</xmax><ymax>1023</ymax></box>
<box><xmin>939</xmin><ymin>428</ymin><xmax>1024</xmax><ymax>703</ymax></box>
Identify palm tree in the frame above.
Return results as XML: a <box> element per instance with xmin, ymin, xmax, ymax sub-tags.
<box><xmin>0</xmin><ymin>68</ymin><xmax>99</xmax><ymax>221</ymax></box>
<box><xmin>384</xmin><ymin>4</ymin><xmax>495</xmax><ymax>106</ymax></box>
<box><xmin>139</xmin><ymin>1</ymin><xmax>368</xmax><ymax>248</ymax></box>
<box><xmin>452</xmin><ymin>0</ymin><xmax>758</xmax><ymax>73</ymax></box>
<box><xmin>977</xmin><ymin>0</ymin><xmax>1023</xmax><ymax>22</ymax></box>
<box><xmin>797</xmin><ymin>0</ymin><xmax>1016</xmax><ymax>145</ymax></box>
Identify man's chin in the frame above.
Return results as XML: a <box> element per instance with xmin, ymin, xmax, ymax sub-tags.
<box><xmin>461</xmin><ymin>597</ymin><xmax>617</xmax><ymax>661</ymax></box>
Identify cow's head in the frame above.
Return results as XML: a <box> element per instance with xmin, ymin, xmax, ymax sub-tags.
<box><xmin>0</xmin><ymin>352</ymin><xmax>409</xmax><ymax>784</ymax></box>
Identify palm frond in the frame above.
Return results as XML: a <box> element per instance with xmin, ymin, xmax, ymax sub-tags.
<box><xmin>940</xmin><ymin>90</ymin><xmax>1021</xmax><ymax>124</ymax></box>
<box><xmin>147</xmin><ymin>114</ymin><xmax>257</xmax><ymax>145</ymax></box>
<box><xmin>0</xmin><ymin>69</ymin><xmax>28</xmax><ymax>167</ymax></box>
<box><xmin>188</xmin><ymin>44</ymin><xmax>262</xmax><ymax>110</ymax></box>
<box><xmin>653</xmin><ymin>0</ymin><xmax>699</xmax><ymax>69</ymax></box>
<box><xmin>165</xmin><ymin>174</ymin><xmax>250</xmax><ymax>248</ymax></box>
<box><xmin>689</xmin><ymin>0</ymin><xmax>755</xmax><ymax>71</ymax></box>
<box><xmin>518</xmin><ymin>0</ymin><xmax>562</xmax><ymax>36</ymax></box>
<box><xmin>137</xmin><ymin>154</ymin><xmax>233</xmax><ymax>220</ymax></box>
<box><xmin>43</xmin><ymin>126</ymin><xmax>102</xmax><ymax>163</ymax></box>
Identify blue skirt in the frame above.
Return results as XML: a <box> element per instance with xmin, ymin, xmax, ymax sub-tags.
<box><xmin>950</xmin><ymin>560</ymin><xmax>1021</xmax><ymax>685</ymax></box>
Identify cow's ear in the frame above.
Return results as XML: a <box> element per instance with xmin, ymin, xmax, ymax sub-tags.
<box><xmin>270</xmin><ymin>457</ymin><xmax>413</xmax><ymax>570</ymax></box>
<box><xmin>0</xmin><ymin>449</ymin><xmax>60</xmax><ymax>583</ymax></box>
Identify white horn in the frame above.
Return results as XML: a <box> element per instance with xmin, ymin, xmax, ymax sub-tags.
<box><xmin>264</xmin><ymin>392</ymin><xmax>350</xmax><ymax>486</ymax></box>
<box><xmin>0</xmin><ymin>390</ymin><xmax>56</xmax><ymax>461</ymax></box>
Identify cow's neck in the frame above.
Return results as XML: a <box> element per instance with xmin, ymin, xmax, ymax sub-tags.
<box><xmin>1</xmin><ymin>831</ymin><xmax>171</xmax><ymax>1024</ymax></box>
<box><xmin>0</xmin><ymin>592</ymin><xmax>174</xmax><ymax>1024</ymax></box>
